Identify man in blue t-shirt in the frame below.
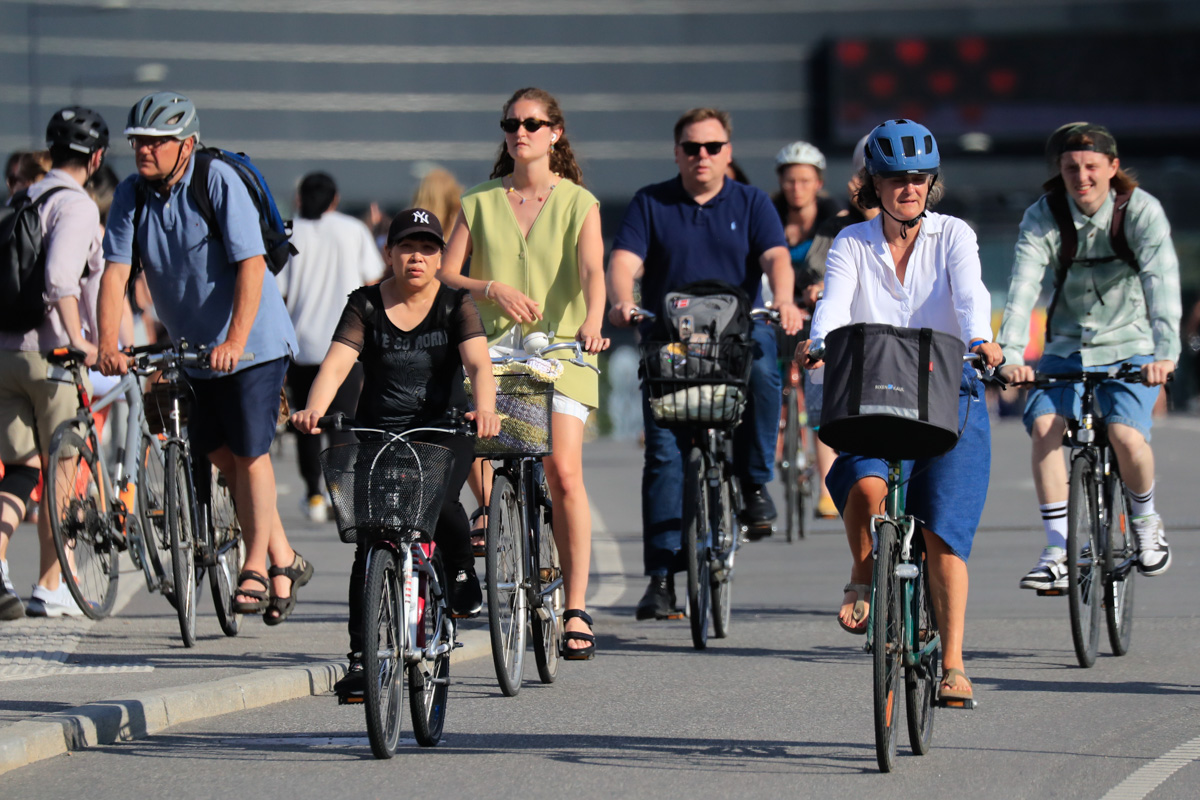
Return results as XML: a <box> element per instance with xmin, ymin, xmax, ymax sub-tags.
<box><xmin>97</xmin><ymin>92</ymin><xmax>310</xmax><ymax>626</ymax></box>
<box><xmin>608</xmin><ymin>107</ymin><xmax>801</xmax><ymax>620</ymax></box>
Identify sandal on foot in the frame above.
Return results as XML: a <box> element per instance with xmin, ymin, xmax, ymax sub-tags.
<box><xmin>469</xmin><ymin>508</ymin><xmax>487</xmax><ymax>557</ymax></box>
<box><xmin>562</xmin><ymin>609</ymin><xmax>596</xmax><ymax>661</ymax></box>
<box><xmin>838</xmin><ymin>583</ymin><xmax>870</xmax><ymax>635</ymax></box>
<box><xmin>233</xmin><ymin>570</ymin><xmax>270</xmax><ymax>614</ymax></box>
<box><xmin>939</xmin><ymin>667</ymin><xmax>974</xmax><ymax>702</ymax></box>
<box><xmin>264</xmin><ymin>552</ymin><xmax>313</xmax><ymax>626</ymax></box>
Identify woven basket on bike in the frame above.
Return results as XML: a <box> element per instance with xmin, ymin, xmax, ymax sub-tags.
<box><xmin>819</xmin><ymin>323</ymin><xmax>965</xmax><ymax>460</ymax></box>
<box><xmin>467</xmin><ymin>362</ymin><xmax>557</xmax><ymax>459</ymax></box>
<box><xmin>319</xmin><ymin>438</ymin><xmax>455</xmax><ymax>544</ymax></box>
<box><xmin>143</xmin><ymin>379</ymin><xmax>189</xmax><ymax>436</ymax></box>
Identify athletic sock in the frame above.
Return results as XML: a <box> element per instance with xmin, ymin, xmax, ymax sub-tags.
<box><xmin>1040</xmin><ymin>502</ymin><xmax>1068</xmax><ymax>550</ymax></box>
<box><xmin>1129</xmin><ymin>484</ymin><xmax>1156</xmax><ymax>518</ymax></box>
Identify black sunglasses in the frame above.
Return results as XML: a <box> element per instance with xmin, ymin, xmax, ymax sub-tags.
<box><xmin>500</xmin><ymin>117</ymin><xmax>552</xmax><ymax>134</ymax></box>
<box><xmin>679</xmin><ymin>140</ymin><xmax>727</xmax><ymax>157</ymax></box>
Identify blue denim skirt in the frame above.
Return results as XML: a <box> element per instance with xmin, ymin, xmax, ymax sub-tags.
<box><xmin>824</xmin><ymin>362</ymin><xmax>990</xmax><ymax>561</ymax></box>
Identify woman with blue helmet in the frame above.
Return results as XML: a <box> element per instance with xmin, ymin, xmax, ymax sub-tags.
<box><xmin>801</xmin><ymin>119</ymin><xmax>1003</xmax><ymax>705</ymax></box>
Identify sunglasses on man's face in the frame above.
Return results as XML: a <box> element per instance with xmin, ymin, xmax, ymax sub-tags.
<box><xmin>679</xmin><ymin>141</ymin><xmax>728</xmax><ymax>157</ymax></box>
<box><xmin>500</xmin><ymin>117</ymin><xmax>552</xmax><ymax>134</ymax></box>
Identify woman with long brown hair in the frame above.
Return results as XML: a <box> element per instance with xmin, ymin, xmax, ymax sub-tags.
<box><xmin>439</xmin><ymin>87</ymin><xmax>608</xmax><ymax>660</ymax></box>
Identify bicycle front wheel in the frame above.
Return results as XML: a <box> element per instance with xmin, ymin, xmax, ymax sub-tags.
<box><xmin>781</xmin><ymin>387</ymin><xmax>799</xmax><ymax>544</ymax></box>
<box><xmin>710</xmin><ymin>468</ymin><xmax>735</xmax><ymax>639</ymax></box>
<box><xmin>362</xmin><ymin>546</ymin><xmax>404</xmax><ymax>759</ymax></box>
<box><xmin>46</xmin><ymin>425</ymin><xmax>118</xmax><ymax>619</ymax></box>
<box><xmin>904</xmin><ymin>553</ymin><xmax>938</xmax><ymax>756</ymax></box>
<box><xmin>531</xmin><ymin>467</ymin><xmax>562</xmax><ymax>683</ymax></box>
<box><xmin>410</xmin><ymin>550</ymin><xmax>449</xmax><ymax>746</ymax></box>
<box><xmin>136</xmin><ymin>433</ymin><xmax>169</xmax><ymax>593</ymax></box>
<box><xmin>207</xmin><ymin>467</ymin><xmax>244</xmax><ymax>637</ymax></box>
<box><xmin>486</xmin><ymin>471</ymin><xmax>527</xmax><ymax>696</ymax></box>
<box><xmin>1067</xmin><ymin>457</ymin><xmax>1102</xmax><ymax>668</ymax></box>
<box><xmin>872</xmin><ymin>520</ymin><xmax>902</xmax><ymax>773</ymax></box>
<box><xmin>164</xmin><ymin>442</ymin><xmax>198</xmax><ymax>647</ymax></box>
<box><xmin>683</xmin><ymin>446</ymin><xmax>711</xmax><ymax>650</ymax></box>
<box><xmin>1103</xmin><ymin>469</ymin><xmax>1136</xmax><ymax>656</ymax></box>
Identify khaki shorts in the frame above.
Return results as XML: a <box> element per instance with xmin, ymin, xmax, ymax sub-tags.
<box><xmin>0</xmin><ymin>350</ymin><xmax>87</xmax><ymax>464</ymax></box>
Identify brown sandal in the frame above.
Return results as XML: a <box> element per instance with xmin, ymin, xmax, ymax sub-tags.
<box><xmin>838</xmin><ymin>583</ymin><xmax>870</xmax><ymax>635</ymax></box>
<box><xmin>233</xmin><ymin>570</ymin><xmax>270</xmax><ymax>614</ymax></box>
<box><xmin>264</xmin><ymin>552</ymin><xmax>313</xmax><ymax>626</ymax></box>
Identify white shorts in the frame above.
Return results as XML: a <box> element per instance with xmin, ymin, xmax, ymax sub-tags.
<box><xmin>489</xmin><ymin>327</ymin><xmax>592</xmax><ymax>424</ymax></box>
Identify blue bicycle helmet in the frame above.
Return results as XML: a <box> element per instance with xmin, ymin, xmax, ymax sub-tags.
<box><xmin>864</xmin><ymin>119</ymin><xmax>939</xmax><ymax>177</ymax></box>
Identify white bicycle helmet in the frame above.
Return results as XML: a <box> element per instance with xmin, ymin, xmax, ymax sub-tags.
<box><xmin>774</xmin><ymin>141</ymin><xmax>826</xmax><ymax>172</ymax></box>
<box><xmin>124</xmin><ymin>91</ymin><xmax>199</xmax><ymax>141</ymax></box>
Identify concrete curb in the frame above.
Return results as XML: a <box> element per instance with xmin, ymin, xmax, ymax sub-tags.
<box><xmin>0</xmin><ymin>627</ymin><xmax>490</xmax><ymax>776</ymax></box>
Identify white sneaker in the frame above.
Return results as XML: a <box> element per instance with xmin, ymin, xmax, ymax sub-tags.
<box><xmin>1020</xmin><ymin>546</ymin><xmax>1068</xmax><ymax>590</ymax></box>
<box><xmin>25</xmin><ymin>582</ymin><xmax>85</xmax><ymax>618</ymax></box>
<box><xmin>305</xmin><ymin>494</ymin><xmax>329</xmax><ymax>523</ymax></box>
<box><xmin>0</xmin><ymin>559</ymin><xmax>16</xmax><ymax>594</ymax></box>
<box><xmin>1132</xmin><ymin>514</ymin><xmax>1171</xmax><ymax>576</ymax></box>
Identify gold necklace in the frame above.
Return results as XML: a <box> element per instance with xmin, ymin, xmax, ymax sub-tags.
<box><xmin>505</xmin><ymin>175</ymin><xmax>557</xmax><ymax>205</ymax></box>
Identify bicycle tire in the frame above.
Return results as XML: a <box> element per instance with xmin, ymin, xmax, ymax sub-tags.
<box><xmin>531</xmin><ymin>467</ymin><xmax>562</xmax><ymax>683</ymax></box>
<box><xmin>410</xmin><ymin>550</ymin><xmax>449</xmax><ymax>746</ymax></box>
<box><xmin>207</xmin><ymin>467</ymin><xmax>244</xmax><ymax>637</ymax></box>
<box><xmin>710</xmin><ymin>466</ymin><xmax>735</xmax><ymax>639</ymax></box>
<box><xmin>683</xmin><ymin>446</ymin><xmax>711</xmax><ymax>650</ymax></box>
<box><xmin>165</xmin><ymin>442</ymin><xmax>198</xmax><ymax>648</ymax></box>
<box><xmin>1103</xmin><ymin>468</ymin><xmax>1136</xmax><ymax>656</ymax></box>
<box><xmin>872</xmin><ymin>520</ymin><xmax>901</xmax><ymax>773</ymax></box>
<box><xmin>904</xmin><ymin>552</ymin><xmax>937</xmax><ymax>756</ymax></box>
<box><xmin>46</xmin><ymin>425</ymin><xmax>118</xmax><ymax>619</ymax></box>
<box><xmin>136</xmin><ymin>433</ymin><xmax>169</xmax><ymax>594</ymax></box>
<box><xmin>1067</xmin><ymin>457</ymin><xmax>1102</xmax><ymax>668</ymax></box>
<box><xmin>782</xmin><ymin>388</ymin><xmax>799</xmax><ymax>544</ymax></box>
<box><xmin>796</xmin><ymin>428</ymin><xmax>812</xmax><ymax>541</ymax></box>
<box><xmin>486</xmin><ymin>471</ymin><xmax>527</xmax><ymax>696</ymax></box>
<box><xmin>362</xmin><ymin>545</ymin><xmax>404</xmax><ymax>759</ymax></box>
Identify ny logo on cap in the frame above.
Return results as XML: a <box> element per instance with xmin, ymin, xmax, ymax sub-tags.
<box><xmin>413</xmin><ymin>211</ymin><xmax>430</xmax><ymax>224</ymax></box>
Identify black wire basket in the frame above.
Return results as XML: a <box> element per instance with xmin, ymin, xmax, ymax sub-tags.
<box><xmin>639</xmin><ymin>339</ymin><xmax>753</xmax><ymax>430</ymax></box>
<box><xmin>319</xmin><ymin>438</ymin><xmax>454</xmax><ymax>544</ymax></box>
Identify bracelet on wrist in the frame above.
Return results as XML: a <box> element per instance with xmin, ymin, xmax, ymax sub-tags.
<box><xmin>484</xmin><ymin>280</ymin><xmax>494</xmax><ymax>299</ymax></box>
<box><xmin>969</xmin><ymin>338</ymin><xmax>987</xmax><ymax>350</ymax></box>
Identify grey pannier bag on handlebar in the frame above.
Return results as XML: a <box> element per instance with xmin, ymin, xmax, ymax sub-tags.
<box><xmin>819</xmin><ymin>323</ymin><xmax>966</xmax><ymax>461</ymax></box>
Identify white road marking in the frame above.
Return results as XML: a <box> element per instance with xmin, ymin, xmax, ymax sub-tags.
<box><xmin>1100</xmin><ymin>735</ymin><xmax>1200</xmax><ymax>800</ymax></box>
<box><xmin>587</xmin><ymin>504</ymin><xmax>629</xmax><ymax>610</ymax></box>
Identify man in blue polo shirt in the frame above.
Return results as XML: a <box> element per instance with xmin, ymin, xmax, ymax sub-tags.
<box><xmin>609</xmin><ymin>107</ymin><xmax>801</xmax><ymax>620</ymax></box>
<box><xmin>96</xmin><ymin>92</ymin><xmax>311</xmax><ymax>626</ymax></box>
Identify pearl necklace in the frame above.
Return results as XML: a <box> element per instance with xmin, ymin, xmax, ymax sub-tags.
<box><xmin>505</xmin><ymin>175</ymin><xmax>557</xmax><ymax>205</ymax></box>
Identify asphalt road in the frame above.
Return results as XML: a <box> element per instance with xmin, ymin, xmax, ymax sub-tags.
<box><xmin>3</xmin><ymin>417</ymin><xmax>1200</xmax><ymax>798</ymax></box>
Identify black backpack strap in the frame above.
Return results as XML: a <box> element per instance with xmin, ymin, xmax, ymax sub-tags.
<box><xmin>129</xmin><ymin>179</ymin><xmax>149</xmax><ymax>278</ymax></box>
<box><xmin>1109</xmin><ymin>189</ymin><xmax>1137</xmax><ymax>270</ymax></box>
<box><xmin>917</xmin><ymin>328</ymin><xmax>932</xmax><ymax>422</ymax></box>
<box><xmin>1044</xmin><ymin>191</ymin><xmax>1077</xmax><ymax>332</ymax></box>
<box><xmin>847</xmin><ymin>323</ymin><xmax>865</xmax><ymax>416</ymax></box>
<box><xmin>187</xmin><ymin>150</ymin><xmax>221</xmax><ymax>241</ymax></box>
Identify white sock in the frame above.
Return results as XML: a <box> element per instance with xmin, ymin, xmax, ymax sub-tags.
<box><xmin>1129</xmin><ymin>484</ymin><xmax>1156</xmax><ymax>518</ymax></box>
<box><xmin>0</xmin><ymin>559</ymin><xmax>13</xmax><ymax>593</ymax></box>
<box><xmin>1040</xmin><ymin>502</ymin><xmax>1068</xmax><ymax>550</ymax></box>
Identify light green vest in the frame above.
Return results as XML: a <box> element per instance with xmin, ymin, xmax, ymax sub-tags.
<box><xmin>460</xmin><ymin>178</ymin><xmax>600</xmax><ymax>407</ymax></box>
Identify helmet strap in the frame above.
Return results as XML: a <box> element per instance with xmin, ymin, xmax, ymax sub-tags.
<box><xmin>880</xmin><ymin>173</ymin><xmax>936</xmax><ymax>240</ymax></box>
<box><xmin>149</xmin><ymin>139</ymin><xmax>190</xmax><ymax>192</ymax></box>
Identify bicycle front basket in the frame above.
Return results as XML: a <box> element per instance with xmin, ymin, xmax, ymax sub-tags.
<box><xmin>319</xmin><ymin>439</ymin><xmax>454</xmax><ymax>544</ymax></box>
<box><xmin>467</xmin><ymin>369</ymin><xmax>555</xmax><ymax>458</ymax></box>
<box><xmin>639</xmin><ymin>339</ymin><xmax>752</xmax><ymax>429</ymax></box>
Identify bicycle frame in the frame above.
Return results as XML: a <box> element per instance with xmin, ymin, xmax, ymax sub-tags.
<box><xmin>360</xmin><ymin>537</ymin><xmax>455</xmax><ymax>666</ymax></box>
<box><xmin>494</xmin><ymin>456</ymin><xmax>563</xmax><ymax>630</ymax></box>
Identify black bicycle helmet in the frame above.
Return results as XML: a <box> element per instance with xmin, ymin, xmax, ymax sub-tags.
<box><xmin>46</xmin><ymin>106</ymin><xmax>109</xmax><ymax>154</ymax></box>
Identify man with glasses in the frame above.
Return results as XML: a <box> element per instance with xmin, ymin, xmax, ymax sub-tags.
<box><xmin>96</xmin><ymin>91</ymin><xmax>310</xmax><ymax>626</ymax></box>
<box><xmin>608</xmin><ymin>107</ymin><xmax>801</xmax><ymax>620</ymax></box>
<box><xmin>1</xmin><ymin>107</ymin><xmax>109</xmax><ymax>618</ymax></box>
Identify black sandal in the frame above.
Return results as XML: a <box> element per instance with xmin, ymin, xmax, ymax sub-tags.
<box><xmin>562</xmin><ymin>609</ymin><xmax>596</xmax><ymax>661</ymax></box>
<box><xmin>264</xmin><ymin>552</ymin><xmax>314</xmax><ymax>626</ymax></box>
<box><xmin>469</xmin><ymin>508</ymin><xmax>487</xmax><ymax>557</ymax></box>
<box><xmin>233</xmin><ymin>570</ymin><xmax>270</xmax><ymax>614</ymax></box>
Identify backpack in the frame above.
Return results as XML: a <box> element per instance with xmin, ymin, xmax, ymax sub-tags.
<box><xmin>131</xmin><ymin>147</ymin><xmax>297</xmax><ymax>277</ymax></box>
<box><xmin>0</xmin><ymin>186</ymin><xmax>70</xmax><ymax>333</ymax></box>
<box><xmin>1043</xmin><ymin>189</ymin><xmax>1137</xmax><ymax>328</ymax></box>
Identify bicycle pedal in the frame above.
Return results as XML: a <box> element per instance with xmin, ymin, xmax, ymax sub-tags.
<box><xmin>937</xmin><ymin>697</ymin><xmax>979</xmax><ymax>710</ymax></box>
<box><xmin>1036</xmin><ymin>588</ymin><xmax>1066</xmax><ymax>597</ymax></box>
<box><xmin>337</xmin><ymin>694</ymin><xmax>364</xmax><ymax>705</ymax></box>
<box><xmin>661</xmin><ymin>610</ymin><xmax>686</xmax><ymax>621</ymax></box>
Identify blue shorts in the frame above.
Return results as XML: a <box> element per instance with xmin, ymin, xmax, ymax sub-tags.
<box><xmin>188</xmin><ymin>357</ymin><xmax>289</xmax><ymax>459</ymax></box>
<box><xmin>824</xmin><ymin>363</ymin><xmax>990</xmax><ymax>562</ymax></box>
<box><xmin>1022</xmin><ymin>353</ymin><xmax>1158</xmax><ymax>443</ymax></box>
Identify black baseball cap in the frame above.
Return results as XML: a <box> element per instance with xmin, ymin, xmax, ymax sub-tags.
<box><xmin>1045</xmin><ymin>122</ymin><xmax>1118</xmax><ymax>173</ymax></box>
<box><xmin>387</xmin><ymin>208</ymin><xmax>444</xmax><ymax>248</ymax></box>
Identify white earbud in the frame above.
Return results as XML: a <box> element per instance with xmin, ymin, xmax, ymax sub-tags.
<box><xmin>551</xmin><ymin>134</ymin><xmax>557</xmax><ymax>141</ymax></box>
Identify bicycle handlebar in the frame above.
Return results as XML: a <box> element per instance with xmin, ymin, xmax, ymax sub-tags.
<box><xmin>1012</xmin><ymin>362</ymin><xmax>1172</xmax><ymax>389</ymax></box>
<box><xmin>491</xmin><ymin>341</ymin><xmax>601</xmax><ymax>374</ymax></box>
<box><xmin>312</xmin><ymin>413</ymin><xmax>476</xmax><ymax>438</ymax></box>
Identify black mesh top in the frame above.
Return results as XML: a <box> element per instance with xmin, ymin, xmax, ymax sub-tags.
<box><xmin>332</xmin><ymin>283</ymin><xmax>485</xmax><ymax>430</ymax></box>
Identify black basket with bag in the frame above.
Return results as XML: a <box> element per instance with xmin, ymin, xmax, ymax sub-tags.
<box><xmin>819</xmin><ymin>323</ymin><xmax>965</xmax><ymax>461</ymax></box>
<box><xmin>319</xmin><ymin>438</ymin><xmax>455</xmax><ymax>544</ymax></box>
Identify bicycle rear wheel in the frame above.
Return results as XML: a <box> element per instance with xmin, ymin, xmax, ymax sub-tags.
<box><xmin>904</xmin><ymin>552</ymin><xmax>938</xmax><ymax>756</ymax></box>
<box><xmin>872</xmin><ymin>520</ymin><xmax>902</xmax><ymax>773</ymax></box>
<box><xmin>46</xmin><ymin>425</ymin><xmax>118</xmax><ymax>619</ymax></box>
<box><xmin>1067</xmin><ymin>457</ymin><xmax>1102</xmax><ymax>668</ymax></box>
<box><xmin>1103</xmin><ymin>469</ymin><xmax>1136</xmax><ymax>656</ymax></box>
<box><xmin>410</xmin><ymin>550</ymin><xmax>449</xmax><ymax>747</ymax></box>
<box><xmin>207</xmin><ymin>467</ymin><xmax>244</xmax><ymax>637</ymax></box>
<box><xmin>781</xmin><ymin>387</ymin><xmax>799</xmax><ymax>544</ymax></box>
<box><xmin>531</xmin><ymin>467</ymin><xmax>563</xmax><ymax>683</ymax></box>
<box><xmin>362</xmin><ymin>546</ymin><xmax>404</xmax><ymax>759</ymax></box>
<box><xmin>165</xmin><ymin>442</ymin><xmax>198</xmax><ymax>648</ymax></box>
<box><xmin>486</xmin><ymin>471</ymin><xmax>527</xmax><ymax>696</ymax></box>
<box><xmin>710</xmin><ymin>468</ymin><xmax>735</xmax><ymax>639</ymax></box>
<box><xmin>683</xmin><ymin>446</ymin><xmax>711</xmax><ymax>650</ymax></box>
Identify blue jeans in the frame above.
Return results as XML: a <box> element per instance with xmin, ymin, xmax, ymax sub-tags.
<box><xmin>640</xmin><ymin>322</ymin><xmax>781</xmax><ymax>576</ymax></box>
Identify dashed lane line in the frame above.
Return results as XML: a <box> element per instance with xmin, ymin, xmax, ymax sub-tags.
<box><xmin>1100</xmin><ymin>735</ymin><xmax>1200</xmax><ymax>800</ymax></box>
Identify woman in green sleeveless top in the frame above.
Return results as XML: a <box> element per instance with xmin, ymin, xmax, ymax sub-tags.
<box><xmin>440</xmin><ymin>87</ymin><xmax>608</xmax><ymax>660</ymax></box>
